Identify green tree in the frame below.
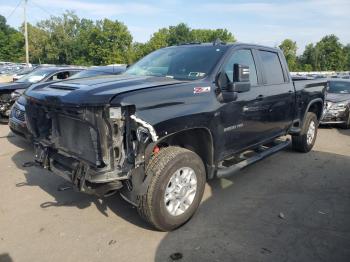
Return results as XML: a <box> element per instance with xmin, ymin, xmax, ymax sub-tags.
<box><xmin>343</xmin><ymin>44</ymin><xmax>350</xmax><ymax>70</ymax></box>
<box><xmin>0</xmin><ymin>15</ymin><xmax>24</xmax><ymax>62</ymax></box>
<box><xmin>36</xmin><ymin>11</ymin><xmax>82</xmax><ymax>64</ymax></box>
<box><xmin>300</xmin><ymin>43</ymin><xmax>318</xmax><ymax>71</ymax></box>
<box><xmin>191</xmin><ymin>28</ymin><xmax>235</xmax><ymax>43</ymax></box>
<box><xmin>24</xmin><ymin>12</ymin><xmax>133</xmax><ymax>65</ymax></box>
<box><xmin>130</xmin><ymin>24</ymin><xmax>236</xmax><ymax>62</ymax></box>
<box><xmin>279</xmin><ymin>39</ymin><xmax>298</xmax><ymax>71</ymax></box>
<box><xmin>303</xmin><ymin>64</ymin><xmax>313</xmax><ymax>72</ymax></box>
<box><xmin>26</xmin><ymin>23</ymin><xmax>49</xmax><ymax>64</ymax></box>
<box><xmin>315</xmin><ymin>35</ymin><xmax>346</xmax><ymax>71</ymax></box>
<box><xmin>83</xmin><ymin>18</ymin><xmax>132</xmax><ymax>65</ymax></box>
<box><xmin>167</xmin><ymin>23</ymin><xmax>193</xmax><ymax>46</ymax></box>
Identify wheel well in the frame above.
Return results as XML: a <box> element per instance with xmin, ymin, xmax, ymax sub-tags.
<box><xmin>158</xmin><ymin>128</ymin><xmax>214</xmax><ymax>171</ymax></box>
<box><xmin>308</xmin><ymin>101</ymin><xmax>323</xmax><ymax>121</ymax></box>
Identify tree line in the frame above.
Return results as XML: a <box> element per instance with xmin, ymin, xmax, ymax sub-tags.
<box><xmin>279</xmin><ymin>37</ymin><xmax>350</xmax><ymax>72</ymax></box>
<box><xmin>0</xmin><ymin>11</ymin><xmax>349</xmax><ymax>71</ymax></box>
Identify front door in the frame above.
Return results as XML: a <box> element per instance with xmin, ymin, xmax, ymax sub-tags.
<box><xmin>219</xmin><ymin>48</ymin><xmax>270</xmax><ymax>157</ymax></box>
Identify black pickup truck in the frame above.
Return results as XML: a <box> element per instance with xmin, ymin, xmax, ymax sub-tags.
<box><xmin>25</xmin><ymin>42</ymin><xmax>327</xmax><ymax>231</ymax></box>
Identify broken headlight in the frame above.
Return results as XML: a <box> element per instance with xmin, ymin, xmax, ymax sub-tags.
<box><xmin>330</xmin><ymin>102</ymin><xmax>347</xmax><ymax>111</ymax></box>
<box><xmin>10</xmin><ymin>89</ymin><xmax>25</xmax><ymax>100</ymax></box>
<box><xmin>109</xmin><ymin>107</ymin><xmax>122</xmax><ymax>119</ymax></box>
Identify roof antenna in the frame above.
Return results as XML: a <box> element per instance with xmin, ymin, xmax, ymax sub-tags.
<box><xmin>213</xmin><ymin>38</ymin><xmax>225</xmax><ymax>46</ymax></box>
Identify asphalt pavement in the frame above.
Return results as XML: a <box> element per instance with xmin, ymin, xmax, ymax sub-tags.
<box><xmin>0</xmin><ymin>124</ymin><xmax>349</xmax><ymax>262</ymax></box>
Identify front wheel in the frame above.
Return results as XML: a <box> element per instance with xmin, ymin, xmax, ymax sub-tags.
<box><xmin>137</xmin><ymin>146</ymin><xmax>206</xmax><ymax>231</ymax></box>
<box><xmin>292</xmin><ymin>112</ymin><xmax>318</xmax><ymax>153</ymax></box>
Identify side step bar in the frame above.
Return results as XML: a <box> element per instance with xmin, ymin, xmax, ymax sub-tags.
<box><xmin>216</xmin><ymin>139</ymin><xmax>291</xmax><ymax>178</ymax></box>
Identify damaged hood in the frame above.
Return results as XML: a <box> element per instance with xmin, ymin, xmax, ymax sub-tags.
<box><xmin>326</xmin><ymin>93</ymin><xmax>350</xmax><ymax>103</ymax></box>
<box><xmin>25</xmin><ymin>75</ymin><xmax>188</xmax><ymax>106</ymax></box>
<box><xmin>0</xmin><ymin>82</ymin><xmax>31</xmax><ymax>92</ymax></box>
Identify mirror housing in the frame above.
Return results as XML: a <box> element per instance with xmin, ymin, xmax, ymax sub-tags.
<box><xmin>228</xmin><ymin>64</ymin><xmax>251</xmax><ymax>93</ymax></box>
<box><xmin>234</xmin><ymin>63</ymin><xmax>250</xmax><ymax>82</ymax></box>
<box><xmin>215</xmin><ymin>63</ymin><xmax>251</xmax><ymax>102</ymax></box>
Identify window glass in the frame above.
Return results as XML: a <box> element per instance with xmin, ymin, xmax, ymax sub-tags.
<box><xmin>328</xmin><ymin>81</ymin><xmax>350</xmax><ymax>94</ymax></box>
<box><xmin>259</xmin><ymin>51</ymin><xmax>285</xmax><ymax>84</ymax></box>
<box><xmin>223</xmin><ymin>49</ymin><xmax>258</xmax><ymax>86</ymax></box>
<box><xmin>49</xmin><ymin>71</ymin><xmax>71</xmax><ymax>81</ymax></box>
<box><xmin>69</xmin><ymin>70</ymin><xmax>110</xmax><ymax>79</ymax></box>
<box><xmin>15</xmin><ymin>67</ymin><xmax>55</xmax><ymax>83</ymax></box>
<box><xmin>125</xmin><ymin>45</ymin><xmax>229</xmax><ymax>81</ymax></box>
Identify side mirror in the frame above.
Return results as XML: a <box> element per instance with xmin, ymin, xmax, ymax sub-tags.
<box><xmin>229</xmin><ymin>64</ymin><xmax>251</xmax><ymax>93</ymax></box>
<box><xmin>215</xmin><ymin>64</ymin><xmax>251</xmax><ymax>103</ymax></box>
<box><xmin>234</xmin><ymin>63</ymin><xmax>250</xmax><ymax>82</ymax></box>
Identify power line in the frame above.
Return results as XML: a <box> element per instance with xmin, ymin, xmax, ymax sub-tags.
<box><xmin>30</xmin><ymin>0</ymin><xmax>58</xmax><ymax>17</ymax></box>
<box><xmin>6</xmin><ymin>0</ymin><xmax>23</xmax><ymax>20</ymax></box>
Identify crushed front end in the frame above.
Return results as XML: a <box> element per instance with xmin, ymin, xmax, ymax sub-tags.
<box><xmin>0</xmin><ymin>92</ymin><xmax>16</xmax><ymax>120</ymax></box>
<box><xmin>25</xmin><ymin>99</ymin><xmax>151</xmax><ymax>198</ymax></box>
<box><xmin>321</xmin><ymin>101</ymin><xmax>349</xmax><ymax>124</ymax></box>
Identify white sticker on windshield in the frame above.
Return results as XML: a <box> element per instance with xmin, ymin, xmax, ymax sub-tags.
<box><xmin>189</xmin><ymin>72</ymin><xmax>206</xmax><ymax>77</ymax></box>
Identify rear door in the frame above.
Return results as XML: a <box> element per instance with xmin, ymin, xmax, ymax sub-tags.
<box><xmin>254</xmin><ymin>49</ymin><xmax>295</xmax><ymax>138</ymax></box>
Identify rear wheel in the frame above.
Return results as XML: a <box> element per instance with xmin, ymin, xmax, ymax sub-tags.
<box><xmin>292</xmin><ymin>112</ymin><xmax>318</xmax><ymax>152</ymax></box>
<box><xmin>137</xmin><ymin>146</ymin><xmax>206</xmax><ymax>231</ymax></box>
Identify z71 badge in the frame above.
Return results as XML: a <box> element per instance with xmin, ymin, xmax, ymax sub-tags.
<box><xmin>193</xmin><ymin>86</ymin><xmax>211</xmax><ymax>94</ymax></box>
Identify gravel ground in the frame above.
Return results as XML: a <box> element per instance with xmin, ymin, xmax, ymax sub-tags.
<box><xmin>0</xmin><ymin>76</ymin><xmax>13</xmax><ymax>83</ymax></box>
<box><xmin>0</xmin><ymin>124</ymin><xmax>349</xmax><ymax>262</ymax></box>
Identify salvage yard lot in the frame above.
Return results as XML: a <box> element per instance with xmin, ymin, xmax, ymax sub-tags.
<box><xmin>0</xmin><ymin>124</ymin><xmax>349</xmax><ymax>262</ymax></box>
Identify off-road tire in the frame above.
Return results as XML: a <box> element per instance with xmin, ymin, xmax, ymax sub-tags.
<box><xmin>292</xmin><ymin>112</ymin><xmax>318</xmax><ymax>152</ymax></box>
<box><xmin>137</xmin><ymin>146</ymin><xmax>206</xmax><ymax>231</ymax></box>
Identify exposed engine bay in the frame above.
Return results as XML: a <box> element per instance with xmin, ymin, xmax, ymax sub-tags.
<box><xmin>25</xmin><ymin>99</ymin><xmax>155</xmax><ymax>198</ymax></box>
<box><xmin>0</xmin><ymin>93</ymin><xmax>15</xmax><ymax>118</ymax></box>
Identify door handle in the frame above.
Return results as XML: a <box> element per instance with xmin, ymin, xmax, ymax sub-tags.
<box><xmin>256</xmin><ymin>94</ymin><xmax>264</xmax><ymax>101</ymax></box>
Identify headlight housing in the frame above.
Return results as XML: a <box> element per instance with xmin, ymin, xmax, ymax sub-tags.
<box><xmin>10</xmin><ymin>89</ymin><xmax>25</xmax><ymax>100</ymax></box>
<box><xmin>109</xmin><ymin>107</ymin><xmax>122</xmax><ymax>119</ymax></box>
<box><xmin>330</xmin><ymin>102</ymin><xmax>347</xmax><ymax>110</ymax></box>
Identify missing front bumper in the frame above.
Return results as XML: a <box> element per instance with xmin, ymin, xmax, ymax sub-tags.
<box><xmin>34</xmin><ymin>143</ymin><xmax>125</xmax><ymax>197</ymax></box>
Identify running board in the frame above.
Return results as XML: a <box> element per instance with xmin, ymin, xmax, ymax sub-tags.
<box><xmin>216</xmin><ymin>139</ymin><xmax>291</xmax><ymax>178</ymax></box>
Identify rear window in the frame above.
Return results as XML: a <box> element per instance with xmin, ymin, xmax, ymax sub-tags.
<box><xmin>259</xmin><ymin>51</ymin><xmax>285</xmax><ymax>85</ymax></box>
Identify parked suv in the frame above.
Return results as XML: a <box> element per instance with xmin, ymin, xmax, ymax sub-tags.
<box><xmin>0</xmin><ymin>66</ymin><xmax>83</xmax><ymax>122</ymax></box>
<box><xmin>25</xmin><ymin>42</ymin><xmax>327</xmax><ymax>231</ymax></box>
<box><xmin>9</xmin><ymin>65</ymin><xmax>126</xmax><ymax>140</ymax></box>
<box><xmin>321</xmin><ymin>79</ymin><xmax>350</xmax><ymax>128</ymax></box>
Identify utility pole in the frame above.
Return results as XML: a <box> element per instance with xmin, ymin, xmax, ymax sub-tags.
<box><xmin>24</xmin><ymin>0</ymin><xmax>29</xmax><ymax>66</ymax></box>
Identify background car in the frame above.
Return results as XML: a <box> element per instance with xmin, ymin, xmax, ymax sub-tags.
<box><xmin>0</xmin><ymin>66</ymin><xmax>83</xmax><ymax>121</ymax></box>
<box><xmin>321</xmin><ymin>79</ymin><xmax>350</xmax><ymax>129</ymax></box>
<box><xmin>68</xmin><ymin>65</ymin><xmax>126</xmax><ymax>79</ymax></box>
<box><xmin>12</xmin><ymin>66</ymin><xmax>37</xmax><ymax>81</ymax></box>
<box><xmin>9</xmin><ymin>65</ymin><xmax>126</xmax><ymax>140</ymax></box>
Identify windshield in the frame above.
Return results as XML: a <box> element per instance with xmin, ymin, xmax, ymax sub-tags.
<box><xmin>125</xmin><ymin>45</ymin><xmax>228</xmax><ymax>80</ymax></box>
<box><xmin>15</xmin><ymin>67</ymin><xmax>34</xmax><ymax>75</ymax></box>
<box><xmin>328</xmin><ymin>81</ymin><xmax>350</xmax><ymax>94</ymax></box>
<box><xmin>16</xmin><ymin>68</ymin><xmax>54</xmax><ymax>83</ymax></box>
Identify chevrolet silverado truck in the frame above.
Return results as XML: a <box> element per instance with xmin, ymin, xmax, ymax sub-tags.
<box><xmin>25</xmin><ymin>42</ymin><xmax>327</xmax><ymax>231</ymax></box>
